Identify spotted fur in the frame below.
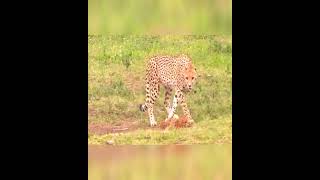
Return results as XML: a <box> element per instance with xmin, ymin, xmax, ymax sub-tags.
<box><xmin>139</xmin><ymin>54</ymin><xmax>197</xmax><ymax>127</ymax></box>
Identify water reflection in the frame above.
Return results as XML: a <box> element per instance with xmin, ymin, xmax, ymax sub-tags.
<box><xmin>89</xmin><ymin>145</ymin><xmax>231</xmax><ymax>180</ymax></box>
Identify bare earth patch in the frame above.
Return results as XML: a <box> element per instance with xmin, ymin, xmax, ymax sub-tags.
<box><xmin>89</xmin><ymin>121</ymin><xmax>143</xmax><ymax>135</ymax></box>
<box><xmin>88</xmin><ymin>116</ymin><xmax>193</xmax><ymax>135</ymax></box>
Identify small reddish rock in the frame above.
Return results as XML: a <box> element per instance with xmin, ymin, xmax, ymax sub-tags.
<box><xmin>159</xmin><ymin>115</ymin><xmax>192</xmax><ymax>129</ymax></box>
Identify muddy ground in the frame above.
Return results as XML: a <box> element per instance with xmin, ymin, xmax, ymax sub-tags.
<box><xmin>88</xmin><ymin>121</ymin><xmax>147</xmax><ymax>135</ymax></box>
<box><xmin>88</xmin><ymin>116</ymin><xmax>191</xmax><ymax>135</ymax></box>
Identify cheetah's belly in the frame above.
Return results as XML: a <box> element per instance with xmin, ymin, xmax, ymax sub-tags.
<box><xmin>160</xmin><ymin>77</ymin><xmax>176</xmax><ymax>87</ymax></box>
<box><xmin>166</xmin><ymin>80</ymin><xmax>176</xmax><ymax>87</ymax></box>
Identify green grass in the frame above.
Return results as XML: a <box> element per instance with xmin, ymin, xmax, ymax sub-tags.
<box><xmin>88</xmin><ymin>34</ymin><xmax>232</xmax><ymax>145</ymax></box>
<box><xmin>88</xmin><ymin>0</ymin><xmax>232</xmax><ymax>35</ymax></box>
<box><xmin>89</xmin><ymin>115</ymin><xmax>231</xmax><ymax>145</ymax></box>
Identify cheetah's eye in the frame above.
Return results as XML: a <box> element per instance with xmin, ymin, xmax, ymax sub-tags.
<box><xmin>185</xmin><ymin>77</ymin><xmax>188</xmax><ymax>80</ymax></box>
<box><xmin>192</xmin><ymin>77</ymin><xmax>194</xmax><ymax>80</ymax></box>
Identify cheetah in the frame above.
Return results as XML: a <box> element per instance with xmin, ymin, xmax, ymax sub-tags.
<box><xmin>139</xmin><ymin>54</ymin><xmax>197</xmax><ymax>127</ymax></box>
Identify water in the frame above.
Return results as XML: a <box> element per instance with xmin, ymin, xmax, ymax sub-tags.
<box><xmin>89</xmin><ymin>144</ymin><xmax>232</xmax><ymax>180</ymax></box>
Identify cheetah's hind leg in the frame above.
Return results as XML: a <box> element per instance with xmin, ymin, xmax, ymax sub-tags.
<box><xmin>139</xmin><ymin>84</ymin><xmax>159</xmax><ymax>127</ymax></box>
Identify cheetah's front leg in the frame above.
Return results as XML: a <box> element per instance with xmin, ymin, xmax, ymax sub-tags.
<box><xmin>180</xmin><ymin>102</ymin><xmax>194</xmax><ymax>125</ymax></box>
<box><xmin>165</xmin><ymin>90</ymin><xmax>194</xmax><ymax>124</ymax></box>
<box><xmin>165</xmin><ymin>90</ymin><xmax>181</xmax><ymax>122</ymax></box>
<box><xmin>164</xmin><ymin>86</ymin><xmax>173</xmax><ymax>115</ymax></box>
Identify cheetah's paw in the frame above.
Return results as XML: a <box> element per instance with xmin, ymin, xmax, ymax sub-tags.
<box><xmin>150</xmin><ymin>120</ymin><xmax>157</xmax><ymax>127</ymax></box>
<box><xmin>187</xmin><ymin>119</ymin><xmax>195</xmax><ymax>126</ymax></box>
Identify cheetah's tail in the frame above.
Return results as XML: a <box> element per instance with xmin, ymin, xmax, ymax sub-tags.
<box><xmin>139</xmin><ymin>104</ymin><xmax>147</xmax><ymax>112</ymax></box>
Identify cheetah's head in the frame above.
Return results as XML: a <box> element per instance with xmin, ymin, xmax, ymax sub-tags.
<box><xmin>183</xmin><ymin>64</ymin><xmax>197</xmax><ymax>92</ymax></box>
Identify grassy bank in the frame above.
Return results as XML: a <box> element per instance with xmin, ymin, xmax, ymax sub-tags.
<box><xmin>88</xmin><ymin>35</ymin><xmax>232</xmax><ymax>145</ymax></box>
